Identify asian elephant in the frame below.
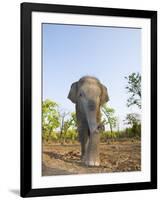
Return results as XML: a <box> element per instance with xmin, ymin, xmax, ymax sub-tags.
<box><xmin>68</xmin><ymin>76</ymin><xmax>109</xmax><ymax>166</ymax></box>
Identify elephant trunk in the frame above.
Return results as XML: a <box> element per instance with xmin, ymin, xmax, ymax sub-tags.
<box><xmin>81</xmin><ymin>100</ymin><xmax>101</xmax><ymax>166</ymax></box>
<box><xmin>86</xmin><ymin>111</ymin><xmax>98</xmax><ymax>134</ymax></box>
<box><xmin>84</xmin><ymin>100</ymin><xmax>99</xmax><ymax>134</ymax></box>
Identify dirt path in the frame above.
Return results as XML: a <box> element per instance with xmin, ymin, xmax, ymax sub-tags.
<box><xmin>42</xmin><ymin>140</ymin><xmax>141</xmax><ymax>176</ymax></box>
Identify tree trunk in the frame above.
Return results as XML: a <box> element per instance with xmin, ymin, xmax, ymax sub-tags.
<box><xmin>110</xmin><ymin>123</ymin><xmax>113</xmax><ymax>133</ymax></box>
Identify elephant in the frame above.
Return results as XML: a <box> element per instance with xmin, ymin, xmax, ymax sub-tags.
<box><xmin>68</xmin><ymin>76</ymin><xmax>109</xmax><ymax>166</ymax></box>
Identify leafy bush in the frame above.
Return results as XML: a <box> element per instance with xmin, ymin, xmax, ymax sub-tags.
<box><xmin>100</xmin><ymin>131</ymin><xmax>121</xmax><ymax>141</ymax></box>
<box><xmin>42</xmin><ymin>131</ymin><xmax>50</xmax><ymax>141</ymax></box>
<box><xmin>65</xmin><ymin>129</ymin><xmax>78</xmax><ymax>141</ymax></box>
<box><xmin>42</xmin><ymin>131</ymin><xmax>60</xmax><ymax>141</ymax></box>
<box><xmin>125</xmin><ymin>125</ymin><xmax>141</xmax><ymax>138</ymax></box>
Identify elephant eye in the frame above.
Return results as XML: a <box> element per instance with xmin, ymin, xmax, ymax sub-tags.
<box><xmin>79</xmin><ymin>92</ymin><xmax>85</xmax><ymax>97</ymax></box>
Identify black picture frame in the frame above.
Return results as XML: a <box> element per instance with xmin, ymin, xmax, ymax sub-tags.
<box><xmin>20</xmin><ymin>2</ymin><xmax>157</xmax><ymax>198</ymax></box>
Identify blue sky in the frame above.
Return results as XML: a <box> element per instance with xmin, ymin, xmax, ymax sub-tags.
<box><xmin>43</xmin><ymin>23</ymin><xmax>141</xmax><ymax>129</ymax></box>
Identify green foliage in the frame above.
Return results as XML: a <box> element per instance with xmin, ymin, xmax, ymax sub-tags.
<box><xmin>42</xmin><ymin>99</ymin><xmax>60</xmax><ymax>140</ymax></box>
<box><xmin>124</xmin><ymin>113</ymin><xmax>140</xmax><ymax>126</ymax></box>
<box><xmin>125</xmin><ymin>127</ymin><xmax>141</xmax><ymax>138</ymax></box>
<box><xmin>100</xmin><ymin>131</ymin><xmax>121</xmax><ymax>141</ymax></box>
<box><xmin>59</xmin><ymin>111</ymin><xmax>77</xmax><ymax>139</ymax></box>
<box><xmin>42</xmin><ymin>98</ymin><xmax>141</xmax><ymax>143</ymax></box>
<box><xmin>42</xmin><ymin>131</ymin><xmax>50</xmax><ymax>141</ymax></box>
<box><xmin>64</xmin><ymin>112</ymin><xmax>77</xmax><ymax>131</ymax></box>
<box><xmin>125</xmin><ymin>72</ymin><xmax>141</xmax><ymax>109</ymax></box>
<box><xmin>124</xmin><ymin>113</ymin><xmax>141</xmax><ymax>137</ymax></box>
<box><xmin>101</xmin><ymin>104</ymin><xmax>117</xmax><ymax>133</ymax></box>
<box><xmin>66</xmin><ymin>129</ymin><xmax>78</xmax><ymax>141</ymax></box>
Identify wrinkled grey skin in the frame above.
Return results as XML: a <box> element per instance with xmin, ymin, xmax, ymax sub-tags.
<box><xmin>68</xmin><ymin>76</ymin><xmax>109</xmax><ymax>166</ymax></box>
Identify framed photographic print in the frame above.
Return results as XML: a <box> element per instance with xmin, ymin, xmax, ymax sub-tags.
<box><xmin>20</xmin><ymin>2</ymin><xmax>157</xmax><ymax>197</ymax></box>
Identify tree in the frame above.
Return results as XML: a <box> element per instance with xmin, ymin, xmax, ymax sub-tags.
<box><xmin>125</xmin><ymin>72</ymin><xmax>141</xmax><ymax>109</ymax></box>
<box><xmin>70</xmin><ymin>112</ymin><xmax>77</xmax><ymax>128</ymax></box>
<box><xmin>124</xmin><ymin>113</ymin><xmax>141</xmax><ymax>137</ymax></box>
<box><xmin>116</xmin><ymin>116</ymin><xmax>120</xmax><ymax>133</ymax></box>
<box><xmin>101</xmin><ymin>104</ymin><xmax>117</xmax><ymax>133</ymax></box>
<box><xmin>63</xmin><ymin>112</ymin><xmax>77</xmax><ymax>136</ymax></box>
<box><xmin>59</xmin><ymin>110</ymin><xmax>69</xmax><ymax>138</ymax></box>
<box><xmin>42</xmin><ymin>99</ymin><xmax>60</xmax><ymax>140</ymax></box>
<box><xmin>124</xmin><ymin>113</ymin><xmax>140</xmax><ymax>126</ymax></box>
<box><xmin>63</xmin><ymin>112</ymin><xmax>77</xmax><ymax>141</ymax></box>
<box><xmin>59</xmin><ymin>110</ymin><xmax>77</xmax><ymax>141</ymax></box>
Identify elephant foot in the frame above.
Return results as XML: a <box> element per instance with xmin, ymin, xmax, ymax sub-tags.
<box><xmin>85</xmin><ymin>159</ymin><xmax>100</xmax><ymax>167</ymax></box>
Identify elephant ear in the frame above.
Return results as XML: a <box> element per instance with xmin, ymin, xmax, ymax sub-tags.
<box><xmin>68</xmin><ymin>82</ymin><xmax>78</xmax><ymax>103</ymax></box>
<box><xmin>100</xmin><ymin>84</ymin><xmax>109</xmax><ymax>105</ymax></box>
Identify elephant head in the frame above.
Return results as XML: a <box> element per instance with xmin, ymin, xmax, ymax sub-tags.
<box><xmin>68</xmin><ymin>76</ymin><xmax>109</xmax><ymax>166</ymax></box>
<box><xmin>68</xmin><ymin>76</ymin><xmax>109</xmax><ymax>132</ymax></box>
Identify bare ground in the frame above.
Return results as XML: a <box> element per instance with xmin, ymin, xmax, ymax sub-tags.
<box><xmin>42</xmin><ymin>139</ymin><xmax>141</xmax><ymax>176</ymax></box>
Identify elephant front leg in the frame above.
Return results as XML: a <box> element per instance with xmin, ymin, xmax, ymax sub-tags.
<box><xmin>79</xmin><ymin>129</ymin><xmax>89</xmax><ymax>162</ymax></box>
<box><xmin>85</xmin><ymin>131</ymin><xmax>100</xmax><ymax>167</ymax></box>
